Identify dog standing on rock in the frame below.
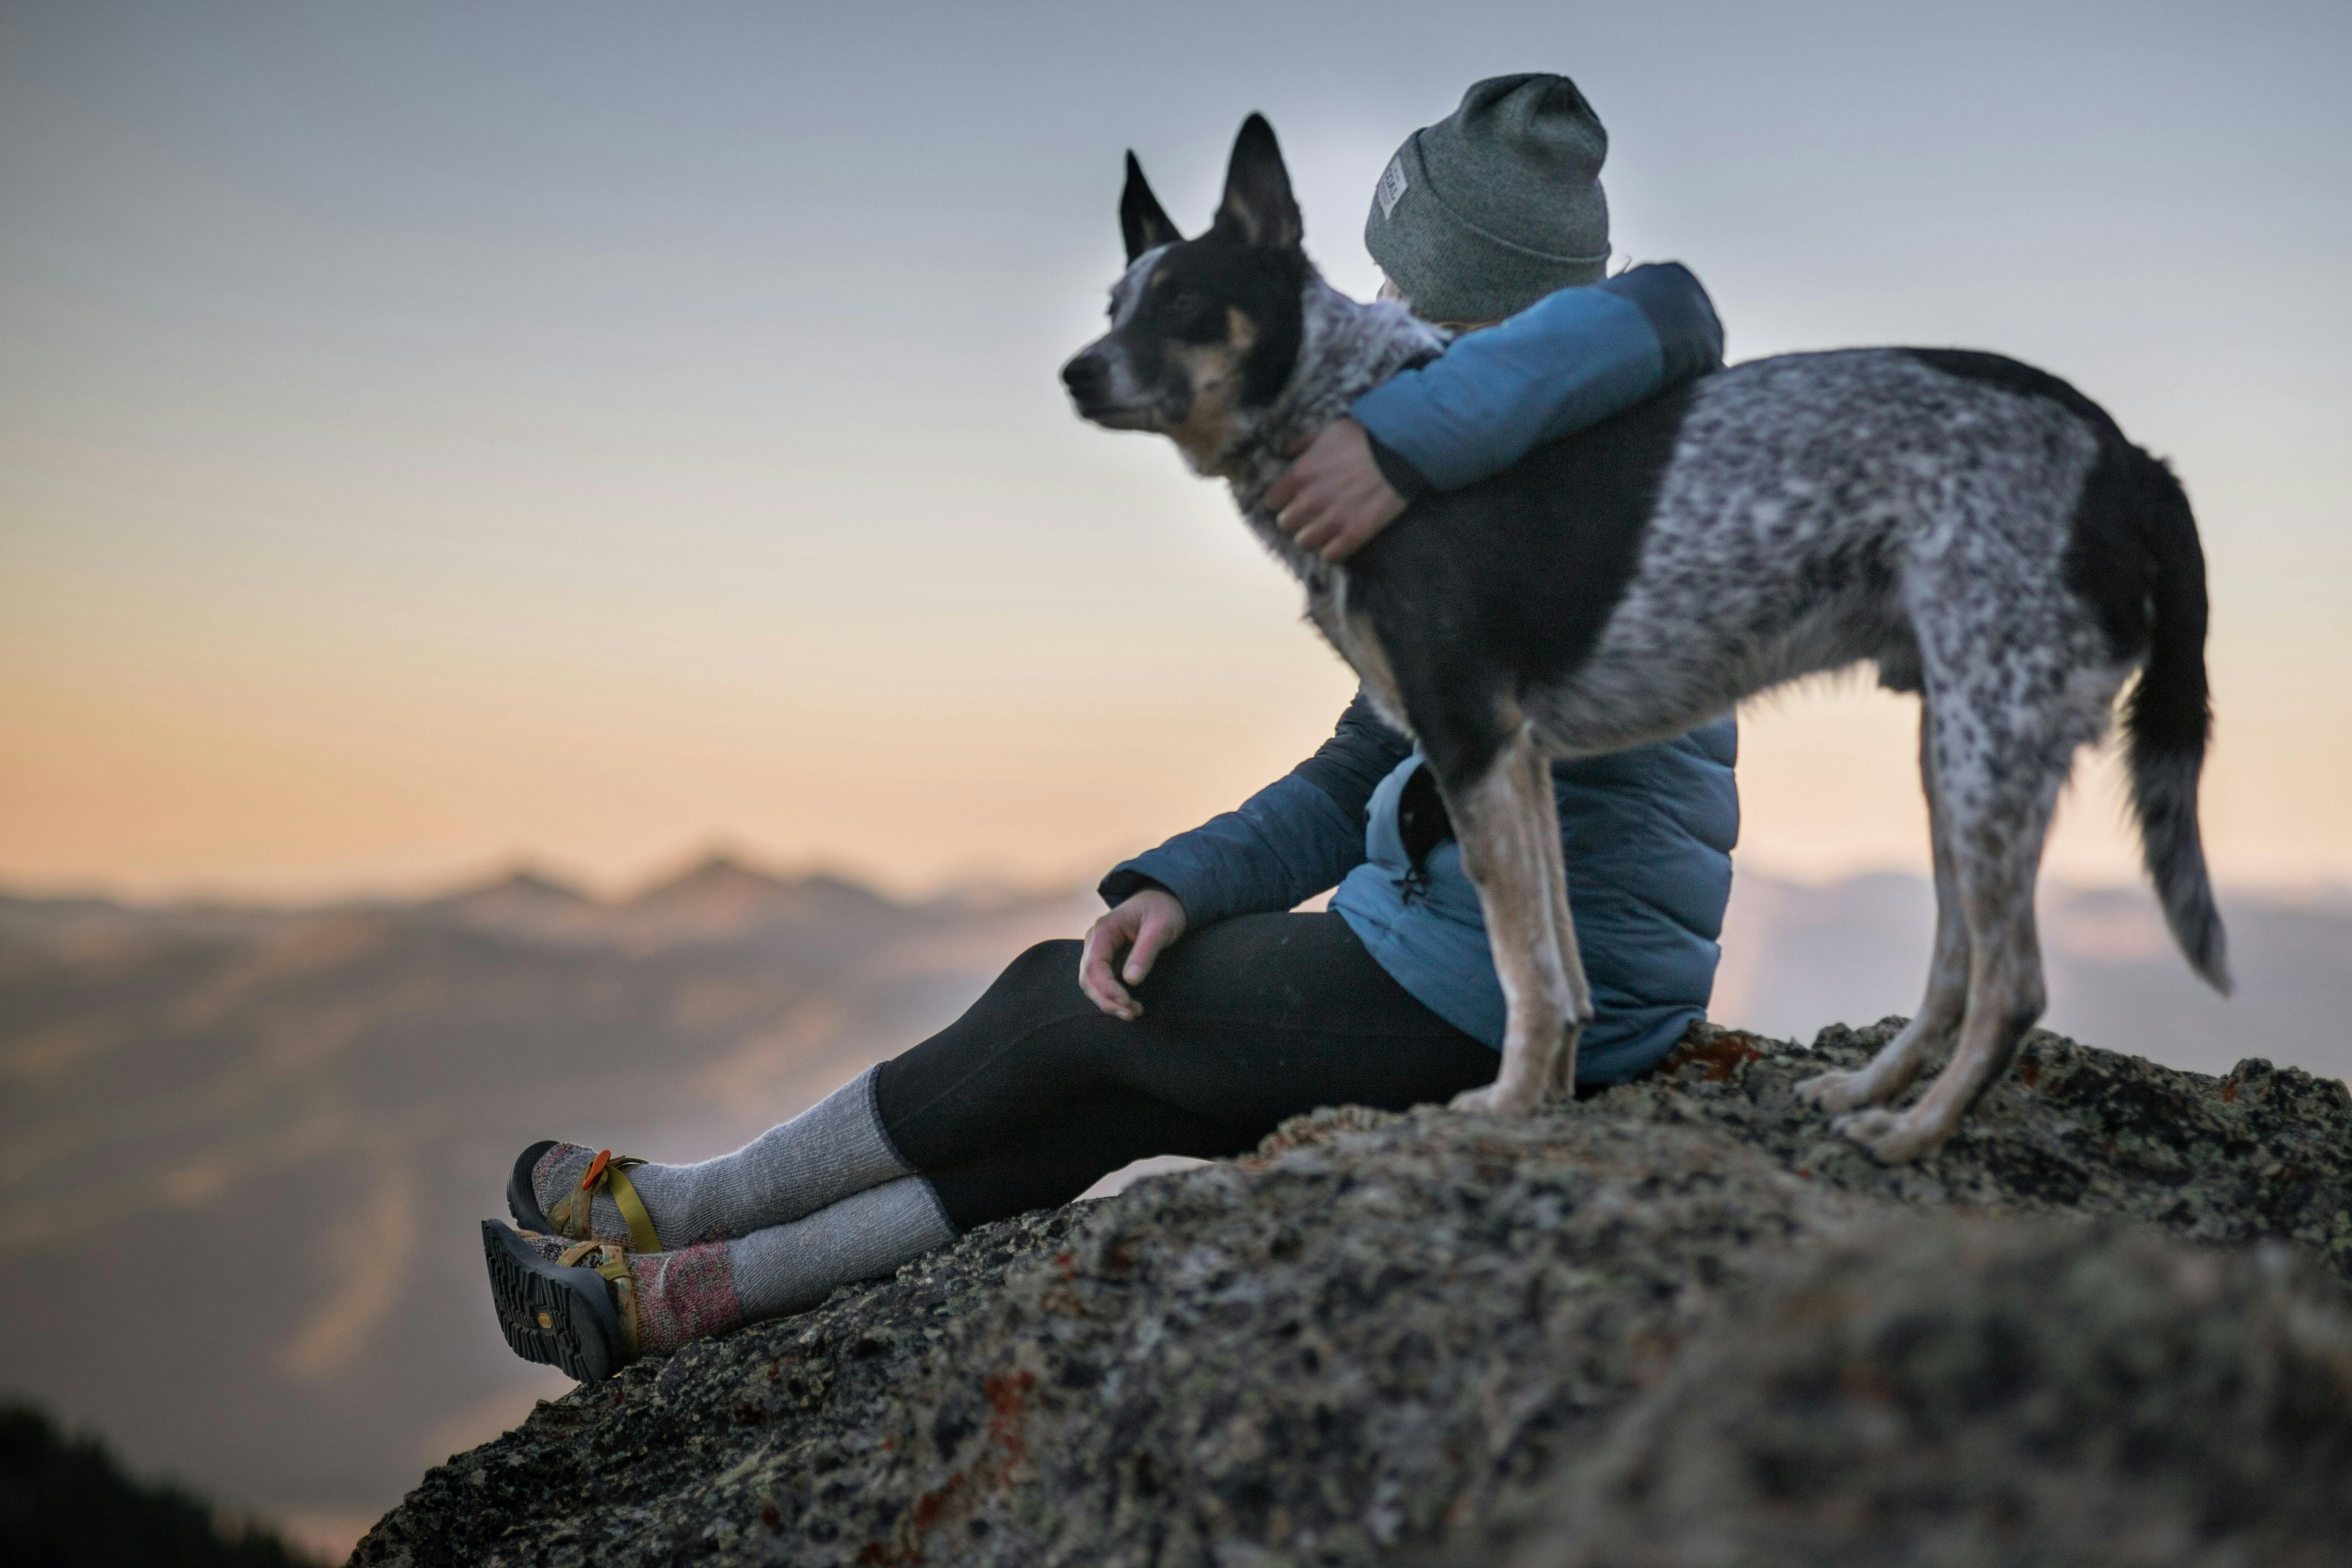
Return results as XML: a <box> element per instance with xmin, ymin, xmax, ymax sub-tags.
<box><xmin>1062</xmin><ymin>115</ymin><xmax>2228</xmax><ymax>1164</ymax></box>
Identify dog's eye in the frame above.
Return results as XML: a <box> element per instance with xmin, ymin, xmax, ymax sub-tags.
<box><xmin>1165</xmin><ymin>290</ymin><xmax>1202</xmax><ymax>315</ymax></box>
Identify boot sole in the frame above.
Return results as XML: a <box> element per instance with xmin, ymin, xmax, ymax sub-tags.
<box><xmin>482</xmin><ymin>1220</ymin><xmax>624</xmax><ymax>1383</ymax></box>
<box><xmin>507</xmin><ymin>1139</ymin><xmax>559</xmax><ymax>1234</ymax></box>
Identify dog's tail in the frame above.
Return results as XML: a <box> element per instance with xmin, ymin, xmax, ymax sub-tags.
<box><xmin>2121</xmin><ymin>452</ymin><xmax>2230</xmax><ymax>994</ymax></box>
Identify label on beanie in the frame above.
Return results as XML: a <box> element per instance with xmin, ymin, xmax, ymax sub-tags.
<box><xmin>1377</xmin><ymin>155</ymin><xmax>1409</xmax><ymax>220</ymax></box>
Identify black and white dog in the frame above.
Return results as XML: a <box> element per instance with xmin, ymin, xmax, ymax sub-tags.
<box><xmin>1061</xmin><ymin>116</ymin><xmax>2227</xmax><ymax>1163</ymax></box>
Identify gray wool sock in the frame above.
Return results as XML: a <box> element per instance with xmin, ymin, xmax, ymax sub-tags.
<box><xmin>726</xmin><ymin>1174</ymin><xmax>956</xmax><ymax>1321</ymax></box>
<box><xmin>501</xmin><ymin>1176</ymin><xmax>954</xmax><ymax>1363</ymax></box>
<box><xmin>533</xmin><ymin>1065</ymin><xmax>914</xmax><ymax>1246</ymax></box>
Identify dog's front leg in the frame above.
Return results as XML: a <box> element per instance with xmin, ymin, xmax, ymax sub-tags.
<box><xmin>1442</xmin><ymin>724</ymin><xmax>1590</xmax><ymax>1116</ymax></box>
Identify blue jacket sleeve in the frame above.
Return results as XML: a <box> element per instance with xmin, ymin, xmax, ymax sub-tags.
<box><xmin>1350</xmin><ymin>262</ymin><xmax>1725</xmax><ymax>493</ymax></box>
<box><xmin>1099</xmin><ymin>690</ymin><xmax>1411</xmax><ymax>923</ymax></box>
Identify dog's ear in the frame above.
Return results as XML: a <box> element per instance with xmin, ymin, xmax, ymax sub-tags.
<box><xmin>1216</xmin><ymin>113</ymin><xmax>1302</xmax><ymax>250</ymax></box>
<box><xmin>1120</xmin><ymin>152</ymin><xmax>1182</xmax><ymax>262</ymax></box>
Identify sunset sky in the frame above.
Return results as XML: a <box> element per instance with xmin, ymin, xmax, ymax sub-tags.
<box><xmin>3</xmin><ymin>1</ymin><xmax>2346</xmax><ymax>903</ymax></box>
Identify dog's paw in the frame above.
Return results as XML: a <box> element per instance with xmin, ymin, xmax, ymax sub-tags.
<box><xmin>1449</xmin><ymin>1083</ymin><xmax>1538</xmax><ymax>1118</ymax></box>
<box><xmin>1829</xmin><ymin>1107</ymin><xmax>1946</xmax><ymax>1165</ymax></box>
<box><xmin>1794</xmin><ymin>1069</ymin><xmax>1877</xmax><ymax>1113</ymax></box>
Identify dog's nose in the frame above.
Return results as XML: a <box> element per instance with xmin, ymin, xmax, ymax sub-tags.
<box><xmin>1061</xmin><ymin>352</ymin><xmax>1109</xmax><ymax>403</ymax></box>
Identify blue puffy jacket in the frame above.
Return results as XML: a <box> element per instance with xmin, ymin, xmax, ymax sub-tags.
<box><xmin>1101</xmin><ymin>264</ymin><xmax>1740</xmax><ymax>1084</ymax></box>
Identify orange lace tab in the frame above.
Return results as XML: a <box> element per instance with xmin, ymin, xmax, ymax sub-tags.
<box><xmin>580</xmin><ymin>1149</ymin><xmax>613</xmax><ymax>1191</ymax></box>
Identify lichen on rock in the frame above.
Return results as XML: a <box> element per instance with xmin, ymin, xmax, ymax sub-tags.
<box><xmin>354</xmin><ymin>1023</ymin><xmax>2352</xmax><ymax>1567</ymax></box>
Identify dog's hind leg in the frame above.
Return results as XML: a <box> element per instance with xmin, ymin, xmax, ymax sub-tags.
<box><xmin>1830</xmin><ymin>678</ymin><xmax>2093</xmax><ymax>1164</ymax></box>
<box><xmin>1796</xmin><ymin>708</ymin><xmax>1972</xmax><ymax>1113</ymax></box>
<box><xmin>1442</xmin><ymin>722</ymin><xmax>1589</xmax><ymax>1116</ymax></box>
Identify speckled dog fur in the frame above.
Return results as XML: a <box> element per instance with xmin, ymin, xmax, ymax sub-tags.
<box><xmin>1063</xmin><ymin>116</ymin><xmax>2227</xmax><ymax>1162</ymax></box>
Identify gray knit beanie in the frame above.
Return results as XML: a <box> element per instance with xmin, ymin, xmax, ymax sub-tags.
<box><xmin>1364</xmin><ymin>74</ymin><xmax>1610</xmax><ymax>325</ymax></box>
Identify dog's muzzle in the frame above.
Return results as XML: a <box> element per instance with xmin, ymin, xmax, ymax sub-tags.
<box><xmin>1060</xmin><ymin>346</ymin><xmax>1153</xmax><ymax>429</ymax></box>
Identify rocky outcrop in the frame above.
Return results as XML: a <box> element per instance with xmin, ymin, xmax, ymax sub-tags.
<box><xmin>1457</xmin><ymin>1217</ymin><xmax>2352</xmax><ymax>1568</ymax></box>
<box><xmin>354</xmin><ymin>1023</ymin><xmax>2352</xmax><ymax>1567</ymax></box>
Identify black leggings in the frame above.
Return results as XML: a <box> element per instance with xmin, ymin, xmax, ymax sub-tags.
<box><xmin>873</xmin><ymin>912</ymin><xmax>1499</xmax><ymax>1231</ymax></box>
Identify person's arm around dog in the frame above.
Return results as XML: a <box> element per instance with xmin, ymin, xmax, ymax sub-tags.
<box><xmin>1267</xmin><ymin>417</ymin><xmax>1409</xmax><ymax>561</ymax></box>
<box><xmin>1269</xmin><ymin>262</ymin><xmax>1725</xmax><ymax>561</ymax></box>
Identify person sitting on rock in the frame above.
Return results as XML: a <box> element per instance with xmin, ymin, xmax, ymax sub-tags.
<box><xmin>484</xmin><ymin>74</ymin><xmax>1740</xmax><ymax>1382</ymax></box>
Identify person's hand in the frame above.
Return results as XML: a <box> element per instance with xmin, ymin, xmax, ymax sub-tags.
<box><xmin>1266</xmin><ymin>418</ymin><xmax>1408</xmax><ymax>562</ymax></box>
<box><xmin>1079</xmin><ymin>888</ymin><xmax>1189</xmax><ymax>1020</ymax></box>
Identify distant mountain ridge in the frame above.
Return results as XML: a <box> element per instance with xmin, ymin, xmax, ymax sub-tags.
<box><xmin>1</xmin><ymin>854</ymin><xmax>988</xmax><ymax>954</ymax></box>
